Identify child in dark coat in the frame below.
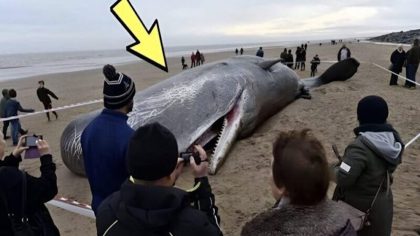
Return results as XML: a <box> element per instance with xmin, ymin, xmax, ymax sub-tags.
<box><xmin>311</xmin><ymin>55</ymin><xmax>321</xmax><ymax>76</ymax></box>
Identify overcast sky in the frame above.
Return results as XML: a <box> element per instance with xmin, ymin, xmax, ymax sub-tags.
<box><xmin>0</xmin><ymin>0</ymin><xmax>418</xmax><ymax>54</ymax></box>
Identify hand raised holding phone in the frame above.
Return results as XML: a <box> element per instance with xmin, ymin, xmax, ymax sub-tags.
<box><xmin>12</xmin><ymin>135</ymin><xmax>29</xmax><ymax>157</ymax></box>
<box><xmin>189</xmin><ymin>145</ymin><xmax>209</xmax><ymax>178</ymax></box>
<box><xmin>14</xmin><ymin>134</ymin><xmax>50</xmax><ymax>159</ymax></box>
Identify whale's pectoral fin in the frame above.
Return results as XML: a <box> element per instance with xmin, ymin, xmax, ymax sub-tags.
<box><xmin>258</xmin><ymin>59</ymin><xmax>284</xmax><ymax>70</ymax></box>
<box><xmin>295</xmin><ymin>86</ymin><xmax>312</xmax><ymax>99</ymax></box>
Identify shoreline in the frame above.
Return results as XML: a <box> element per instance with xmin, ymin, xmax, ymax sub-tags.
<box><xmin>0</xmin><ymin>38</ymin><xmax>344</xmax><ymax>83</ymax></box>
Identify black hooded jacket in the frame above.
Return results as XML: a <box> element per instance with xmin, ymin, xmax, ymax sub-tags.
<box><xmin>96</xmin><ymin>177</ymin><xmax>222</xmax><ymax>236</ymax></box>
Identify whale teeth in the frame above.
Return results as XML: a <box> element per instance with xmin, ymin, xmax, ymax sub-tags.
<box><xmin>211</xmin><ymin>117</ymin><xmax>228</xmax><ymax>158</ymax></box>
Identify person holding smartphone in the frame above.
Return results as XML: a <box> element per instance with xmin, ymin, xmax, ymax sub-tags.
<box><xmin>0</xmin><ymin>134</ymin><xmax>59</xmax><ymax>235</ymax></box>
<box><xmin>96</xmin><ymin>122</ymin><xmax>222</xmax><ymax>236</ymax></box>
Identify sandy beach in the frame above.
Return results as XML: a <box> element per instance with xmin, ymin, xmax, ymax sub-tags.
<box><xmin>1</xmin><ymin>42</ymin><xmax>419</xmax><ymax>235</ymax></box>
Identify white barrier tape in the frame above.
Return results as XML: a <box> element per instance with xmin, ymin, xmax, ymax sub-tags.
<box><xmin>47</xmin><ymin>197</ymin><xmax>95</xmax><ymax>219</ymax></box>
<box><xmin>0</xmin><ymin>99</ymin><xmax>103</xmax><ymax>122</ymax></box>
<box><xmin>372</xmin><ymin>63</ymin><xmax>420</xmax><ymax>87</ymax></box>
<box><xmin>405</xmin><ymin>133</ymin><xmax>420</xmax><ymax>148</ymax></box>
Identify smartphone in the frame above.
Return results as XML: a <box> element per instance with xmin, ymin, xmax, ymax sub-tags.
<box><xmin>180</xmin><ymin>152</ymin><xmax>201</xmax><ymax>166</ymax></box>
<box><xmin>23</xmin><ymin>135</ymin><xmax>43</xmax><ymax>148</ymax></box>
<box><xmin>23</xmin><ymin>135</ymin><xmax>43</xmax><ymax>159</ymax></box>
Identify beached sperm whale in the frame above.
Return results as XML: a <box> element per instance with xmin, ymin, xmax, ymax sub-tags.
<box><xmin>61</xmin><ymin>56</ymin><xmax>359</xmax><ymax>175</ymax></box>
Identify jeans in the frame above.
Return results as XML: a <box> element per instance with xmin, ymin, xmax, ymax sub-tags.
<box><xmin>10</xmin><ymin>119</ymin><xmax>21</xmax><ymax>145</ymax></box>
<box><xmin>405</xmin><ymin>64</ymin><xmax>419</xmax><ymax>87</ymax></box>
<box><xmin>2</xmin><ymin>121</ymin><xmax>9</xmax><ymax>137</ymax></box>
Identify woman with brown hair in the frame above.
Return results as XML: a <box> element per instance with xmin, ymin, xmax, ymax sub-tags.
<box><xmin>241</xmin><ymin>130</ymin><xmax>356</xmax><ymax>236</ymax></box>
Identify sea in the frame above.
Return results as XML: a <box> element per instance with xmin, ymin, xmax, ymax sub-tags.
<box><xmin>0</xmin><ymin>40</ymin><xmax>319</xmax><ymax>82</ymax></box>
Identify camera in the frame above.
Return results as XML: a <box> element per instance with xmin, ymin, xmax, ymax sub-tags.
<box><xmin>180</xmin><ymin>152</ymin><xmax>201</xmax><ymax>166</ymax></box>
<box><xmin>23</xmin><ymin>134</ymin><xmax>43</xmax><ymax>148</ymax></box>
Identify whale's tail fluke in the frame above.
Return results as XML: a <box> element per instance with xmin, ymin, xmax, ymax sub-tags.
<box><xmin>302</xmin><ymin>58</ymin><xmax>360</xmax><ymax>89</ymax></box>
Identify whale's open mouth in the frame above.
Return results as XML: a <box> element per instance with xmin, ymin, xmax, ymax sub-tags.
<box><xmin>188</xmin><ymin>96</ymin><xmax>243</xmax><ymax>173</ymax></box>
<box><xmin>193</xmin><ymin>101</ymin><xmax>239</xmax><ymax>148</ymax></box>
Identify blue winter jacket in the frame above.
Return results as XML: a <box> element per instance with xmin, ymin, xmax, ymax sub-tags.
<box><xmin>81</xmin><ymin>109</ymin><xmax>134</xmax><ymax>213</ymax></box>
<box><xmin>4</xmin><ymin>98</ymin><xmax>35</xmax><ymax>118</ymax></box>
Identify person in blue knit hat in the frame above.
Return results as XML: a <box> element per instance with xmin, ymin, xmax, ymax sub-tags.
<box><xmin>81</xmin><ymin>64</ymin><xmax>136</xmax><ymax>214</ymax></box>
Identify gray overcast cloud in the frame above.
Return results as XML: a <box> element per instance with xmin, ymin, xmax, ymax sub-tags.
<box><xmin>0</xmin><ymin>0</ymin><xmax>418</xmax><ymax>54</ymax></box>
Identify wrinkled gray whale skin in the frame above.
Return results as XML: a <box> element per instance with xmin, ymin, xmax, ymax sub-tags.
<box><xmin>61</xmin><ymin>56</ymin><xmax>359</xmax><ymax>175</ymax></box>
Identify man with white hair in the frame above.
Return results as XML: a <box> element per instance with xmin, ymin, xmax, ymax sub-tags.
<box><xmin>337</xmin><ymin>44</ymin><xmax>351</xmax><ymax>61</ymax></box>
<box><xmin>389</xmin><ymin>44</ymin><xmax>406</xmax><ymax>86</ymax></box>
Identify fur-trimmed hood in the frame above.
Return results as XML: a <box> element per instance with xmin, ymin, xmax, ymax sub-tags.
<box><xmin>241</xmin><ymin>199</ymin><xmax>356</xmax><ymax>236</ymax></box>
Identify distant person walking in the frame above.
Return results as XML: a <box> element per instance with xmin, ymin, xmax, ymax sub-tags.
<box><xmin>337</xmin><ymin>44</ymin><xmax>351</xmax><ymax>61</ymax></box>
<box><xmin>280</xmin><ymin>48</ymin><xmax>288</xmax><ymax>64</ymax></box>
<box><xmin>200</xmin><ymin>53</ymin><xmax>205</xmax><ymax>64</ymax></box>
<box><xmin>196</xmin><ymin>50</ymin><xmax>201</xmax><ymax>66</ymax></box>
<box><xmin>240</xmin><ymin>48</ymin><xmax>244</xmax><ymax>55</ymax></box>
<box><xmin>36</xmin><ymin>80</ymin><xmax>58</xmax><ymax>121</ymax></box>
<box><xmin>256</xmin><ymin>47</ymin><xmax>264</xmax><ymax>57</ymax></box>
<box><xmin>4</xmin><ymin>89</ymin><xmax>34</xmax><ymax>146</ymax></box>
<box><xmin>300</xmin><ymin>48</ymin><xmax>306</xmax><ymax>71</ymax></box>
<box><xmin>310</xmin><ymin>55</ymin><xmax>321</xmax><ymax>77</ymax></box>
<box><xmin>304</xmin><ymin>43</ymin><xmax>308</xmax><ymax>51</ymax></box>
<box><xmin>286</xmin><ymin>50</ymin><xmax>294</xmax><ymax>69</ymax></box>
<box><xmin>181</xmin><ymin>56</ymin><xmax>187</xmax><ymax>70</ymax></box>
<box><xmin>404</xmin><ymin>39</ymin><xmax>420</xmax><ymax>89</ymax></box>
<box><xmin>190</xmin><ymin>52</ymin><xmax>196</xmax><ymax>68</ymax></box>
<box><xmin>294</xmin><ymin>47</ymin><xmax>301</xmax><ymax>70</ymax></box>
<box><xmin>389</xmin><ymin>45</ymin><xmax>406</xmax><ymax>86</ymax></box>
<box><xmin>0</xmin><ymin>89</ymin><xmax>10</xmax><ymax>139</ymax></box>
<box><xmin>235</xmin><ymin>48</ymin><xmax>239</xmax><ymax>55</ymax></box>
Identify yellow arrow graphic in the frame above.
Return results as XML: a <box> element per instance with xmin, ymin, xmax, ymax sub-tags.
<box><xmin>111</xmin><ymin>0</ymin><xmax>168</xmax><ymax>72</ymax></box>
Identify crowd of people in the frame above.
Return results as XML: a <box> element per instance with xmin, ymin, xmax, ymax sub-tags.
<box><xmin>279</xmin><ymin>43</ymin><xmax>321</xmax><ymax>75</ymax></box>
<box><xmin>190</xmin><ymin>50</ymin><xmax>205</xmax><ymax>68</ymax></box>
<box><xmin>0</xmin><ymin>41</ymin><xmax>412</xmax><ymax>235</ymax></box>
<box><xmin>180</xmin><ymin>50</ymin><xmax>206</xmax><ymax>70</ymax></box>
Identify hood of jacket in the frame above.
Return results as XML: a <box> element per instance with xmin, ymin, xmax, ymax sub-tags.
<box><xmin>354</xmin><ymin>123</ymin><xmax>404</xmax><ymax>166</ymax></box>
<box><xmin>109</xmin><ymin>180</ymin><xmax>190</xmax><ymax>233</ymax></box>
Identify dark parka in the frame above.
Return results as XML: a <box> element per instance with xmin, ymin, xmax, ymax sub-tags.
<box><xmin>241</xmin><ymin>199</ymin><xmax>356</xmax><ymax>236</ymax></box>
<box><xmin>390</xmin><ymin>49</ymin><xmax>406</xmax><ymax>73</ymax></box>
<box><xmin>406</xmin><ymin>45</ymin><xmax>420</xmax><ymax>65</ymax></box>
<box><xmin>333</xmin><ymin>124</ymin><xmax>404</xmax><ymax>236</ymax></box>
<box><xmin>0</xmin><ymin>154</ymin><xmax>59</xmax><ymax>235</ymax></box>
<box><xmin>96</xmin><ymin>177</ymin><xmax>222</xmax><ymax>236</ymax></box>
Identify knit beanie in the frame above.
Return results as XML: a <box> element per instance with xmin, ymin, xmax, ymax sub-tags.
<box><xmin>103</xmin><ymin>64</ymin><xmax>136</xmax><ymax>109</ymax></box>
<box><xmin>127</xmin><ymin>122</ymin><xmax>179</xmax><ymax>181</ymax></box>
<box><xmin>357</xmin><ymin>95</ymin><xmax>388</xmax><ymax>125</ymax></box>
